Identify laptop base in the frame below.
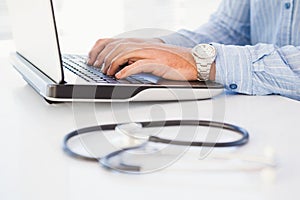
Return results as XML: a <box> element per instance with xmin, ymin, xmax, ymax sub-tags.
<box><xmin>10</xmin><ymin>53</ymin><xmax>224</xmax><ymax>103</ymax></box>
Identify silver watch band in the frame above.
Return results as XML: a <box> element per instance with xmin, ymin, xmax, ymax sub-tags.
<box><xmin>192</xmin><ymin>44</ymin><xmax>216</xmax><ymax>81</ymax></box>
<box><xmin>196</xmin><ymin>63</ymin><xmax>211</xmax><ymax>81</ymax></box>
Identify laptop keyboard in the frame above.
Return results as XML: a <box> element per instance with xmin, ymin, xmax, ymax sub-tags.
<box><xmin>62</xmin><ymin>54</ymin><xmax>153</xmax><ymax>84</ymax></box>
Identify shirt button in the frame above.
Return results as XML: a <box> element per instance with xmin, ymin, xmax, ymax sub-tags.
<box><xmin>229</xmin><ymin>83</ymin><xmax>238</xmax><ymax>90</ymax></box>
<box><xmin>285</xmin><ymin>2</ymin><xmax>291</xmax><ymax>9</ymax></box>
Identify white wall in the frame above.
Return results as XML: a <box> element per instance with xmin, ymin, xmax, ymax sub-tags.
<box><xmin>2</xmin><ymin>0</ymin><xmax>222</xmax><ymax>51</ymax></box>
<box><xmin>54</xmin><ymin>0</ymin><xmax>221</xmax><ymax>52</ymax></box>
<box><xmin>0</xmin><ymin>0</ymin><xmax>11</xmax><ymax>39</ymax></box>
<box><xmin>55</xmin><ymin>0</ymin><xmax>221</xmax><ymax>38</ymax></box>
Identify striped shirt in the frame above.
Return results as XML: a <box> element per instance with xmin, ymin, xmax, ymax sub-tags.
<box><xmin>160</xmin><ymin>0</ymin><xmax>300</xmax><ymax>100</ymax></box>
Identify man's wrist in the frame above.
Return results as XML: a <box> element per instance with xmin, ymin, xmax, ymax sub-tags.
<box><xmin>192</xmin><ymin>44</ymin><xmax>217</xmax><ymax>81</ymax></box>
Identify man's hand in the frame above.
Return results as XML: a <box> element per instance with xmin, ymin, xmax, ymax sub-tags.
<box><xmin>87</xmin><ymin>38</ymin><xmax>198</xmax><ymax>81</ymax></box>
<box><xmin>87</xmin><ymin>38</ymin><xmax>164</xmax><ymax>66</ymax></box>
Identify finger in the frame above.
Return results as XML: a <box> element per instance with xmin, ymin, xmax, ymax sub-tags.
<box><xmin>103</xmin><ymin>43</ymin><xmax>153</xmax><ymax>74</ymax></box>
<box><xmin>87</xmin><ymin>38</ymin><xmax>113</xmax><ymax>65</ymax></box>
<box><xmin>101</xmin><ymin>43</ymin><xmax>129</xmax><ymax>73</ymax></box>
<box><xmin>95</xmin><ymin>41</ymin><xmax>143</xmax><ymax>69</ymax></box>
<box><xmin>116</xmin><ymin>61</ymin><xmax>190</xmax><ymax>81</ymax></box>
<box><xmin>115</xmin><ymin>60</ymin><xmax>168</xmax><ymax>79</ymax></box>
<box><xmin>93</xmin><ymin>41</ymin><xmax>120</xmax><ymax>68</ymax></box>
<box><xmin>106</xmin><ymin>48</ymin><xmax>150</xmax><ymax>76</ymax></box>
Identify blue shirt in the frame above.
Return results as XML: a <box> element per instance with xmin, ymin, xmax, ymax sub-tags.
<box><xmin>160</xmin><ymin>0</ymin><xmax>300</xmax><ymax>100</ymax></box>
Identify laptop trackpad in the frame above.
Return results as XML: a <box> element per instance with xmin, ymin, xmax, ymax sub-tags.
<box><xmin>135</xmin><ymin>73</ymin><xmax>160</xmax><ymax>84</ymax></box>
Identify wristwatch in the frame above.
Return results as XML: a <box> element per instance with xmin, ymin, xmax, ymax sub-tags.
<box><xmin>192</xmin><ymin>44</ymin><xmax>217</xmax><ymax>81</ymax></box>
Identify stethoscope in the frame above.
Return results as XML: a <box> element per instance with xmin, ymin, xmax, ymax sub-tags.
<box><xmin>63</xmin><ymin>120</ymin><xmax>249</xmax><ymax>172</ymax></box>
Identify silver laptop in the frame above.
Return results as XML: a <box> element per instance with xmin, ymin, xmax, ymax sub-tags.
<box><xmin>7</xmin><ymin>0</ymin><xmax>223</xmax><ymax>103</ymax></box>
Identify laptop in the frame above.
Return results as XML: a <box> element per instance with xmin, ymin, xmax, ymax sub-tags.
<box><xmin>7</xmin><ymin>0</ymin><xmax>224</xmax><ymax>103</ymax></box>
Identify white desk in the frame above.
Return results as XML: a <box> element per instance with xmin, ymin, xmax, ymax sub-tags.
<box><xmin>1</xmin><ymin>40</ymin><xmax>300</xmax><ymax>200</ymax></box>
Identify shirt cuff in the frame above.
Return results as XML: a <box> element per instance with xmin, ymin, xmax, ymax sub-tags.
<box><xmin>211</xmin><ymin>43</ymin><xmax>254</xmax><ymax>95</ymax></box>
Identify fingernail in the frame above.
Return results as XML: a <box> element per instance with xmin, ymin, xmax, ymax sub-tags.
<box><xmin>85</xmin><ymin>58</ymin><xmax>90</xmax><ymax>65</ymax></box>
<box><xmin>115</xmin><ymin>72</ymin><xmax>121</xmax><ymax>79</ymax></box>
<box><xmin>93</xmin><ymin>60</ymin><xmax>99</xmax><ymax>66</ymax></box>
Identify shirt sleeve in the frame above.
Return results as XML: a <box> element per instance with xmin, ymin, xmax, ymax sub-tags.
<box><xmin>159</xmin><ymin>0</ymin><xmax>251</xmax><ymax>47</ymax></box>
<box><xmin>212</xmin><ymin>43</ymin><xmax>300</xmax><ymax>100</ymax></box>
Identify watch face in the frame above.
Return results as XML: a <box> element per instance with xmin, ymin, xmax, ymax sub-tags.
<box><xmin>194</xmin><ymin>44</ymin><xmax>216</xmax><ymax>59</ymax></box>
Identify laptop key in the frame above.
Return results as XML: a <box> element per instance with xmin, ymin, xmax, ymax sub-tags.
<box><xmin>64</xmin><ymin>55</ymin><xmax>147</xmax><ymax>84</ymax></box>
<box><xmin>95</xmin><ymin>80</ymin><xmax>107</xmax><ymax>83</ymax></box>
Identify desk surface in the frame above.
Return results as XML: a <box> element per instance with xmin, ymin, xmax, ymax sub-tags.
<box><xmin>1</xmin><ymin>40</ymin><xmax>300</xmax><ymax>200</ymax></box>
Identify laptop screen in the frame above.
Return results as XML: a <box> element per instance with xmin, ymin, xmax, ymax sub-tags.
<box><xmin>7</xmin><ymin>0</ymin><xmax>63</xmax><ymax>83</ymax></box>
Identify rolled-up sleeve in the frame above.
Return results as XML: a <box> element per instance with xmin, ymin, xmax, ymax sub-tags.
<box><xmin>212</xmin><ymin>43</ymin><xmax>300</xmax><ymax>100</ymax></box>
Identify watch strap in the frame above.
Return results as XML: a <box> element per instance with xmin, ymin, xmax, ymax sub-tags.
<box><xmin>192</xmin><ymin>44</ymin><xmax>216</xmax><ymax>81</ymax></box>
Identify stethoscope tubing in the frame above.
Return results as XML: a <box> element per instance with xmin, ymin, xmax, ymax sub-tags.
<box><xmin>63</xmin><ymin>120</ymin><xmax>249</xmax><ymax>162</ymax></box>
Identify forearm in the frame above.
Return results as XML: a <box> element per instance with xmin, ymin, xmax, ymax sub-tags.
<box><xmin>160</xmin><ymin>0</ymin><xmax>251</xmax><ymax>48</ymax></box>
<box><xmin>211</xmin><ymin>43</ymin><xmax>300</xmax><ymax>100</ymax></box>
